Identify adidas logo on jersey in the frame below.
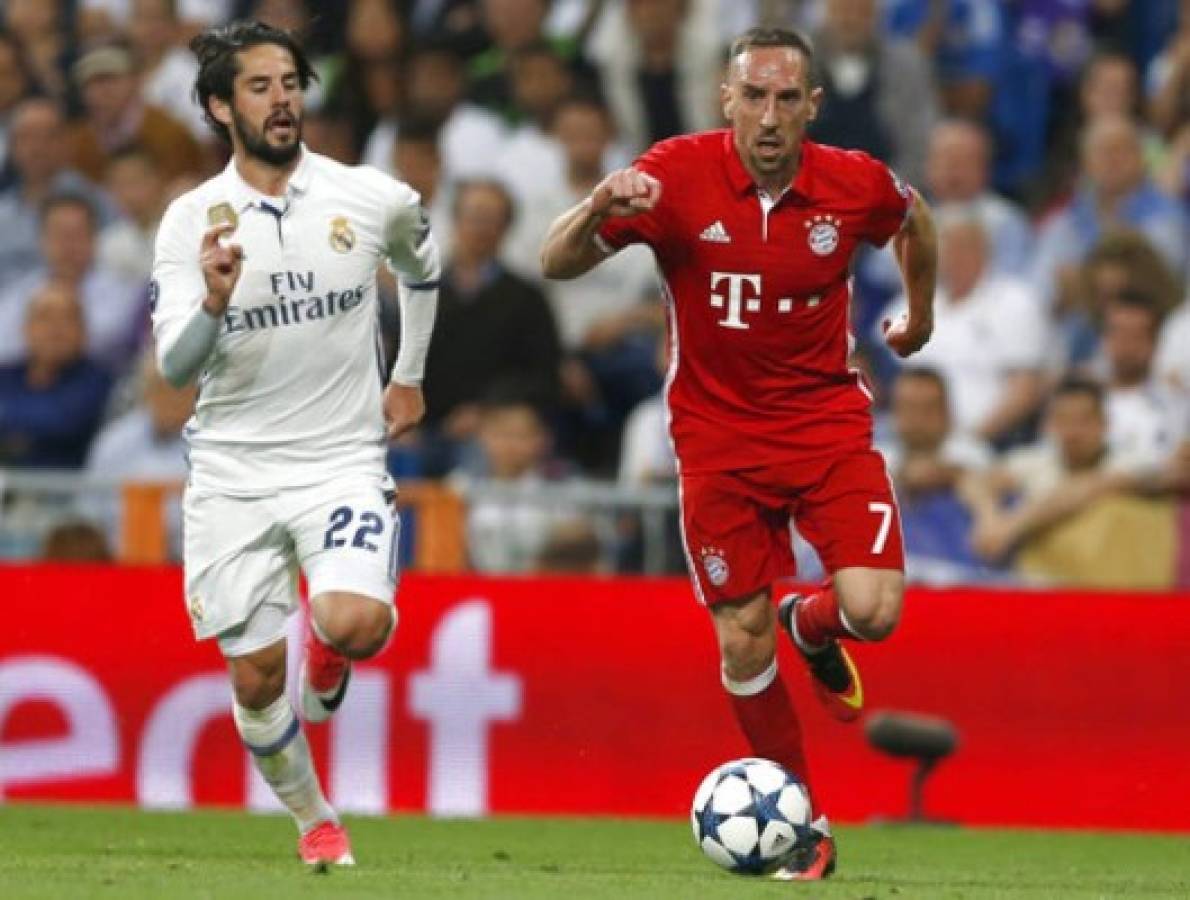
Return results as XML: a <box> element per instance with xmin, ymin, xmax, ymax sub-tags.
<box><xmin>699</xmin><ymin>220</ymin><xmax>731</xmax><ymax>243</ymax></box>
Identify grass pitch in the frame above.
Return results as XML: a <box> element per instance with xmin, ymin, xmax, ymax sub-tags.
<box><xmin>1</xmin><ymin>804</ymin><xmax>1188</xmax><ymax>899</ymax></box>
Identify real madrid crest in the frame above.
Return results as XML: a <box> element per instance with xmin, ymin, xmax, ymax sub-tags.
<box><xmin>188</xmin><ymin>595</ymin><xmax>205</xmax><ymax>623</ymax></box>
<box><xmin>329</xmin><ymin>215</ymin><xmax>356</xmax><ymax>253</ymax></box>
<box><xmin>805</xmin><ymin>214</ymin><xmax>841</xmax><ymax>257</ymax></box>
<box><xmin>206</xmin><ymin>201</ymin><xmax>237</xmax><ymax>230</ymax></box>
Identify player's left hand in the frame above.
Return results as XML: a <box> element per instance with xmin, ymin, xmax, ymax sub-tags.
<box><xmin>383</xmin><ymin>382</ymin><xmax>425</xmax><ymax>440</ymax></box>
<box><xmin>882</xmin><ymin>314</ymin><xmax>932</xmax><ymax>358</ymax></box>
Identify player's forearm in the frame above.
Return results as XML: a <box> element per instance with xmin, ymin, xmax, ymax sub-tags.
<box><xmin>390</xmin><ymin>282</ymin><xmax>438</xmax><ymax>385</ymax></box>
<box><xmin>157</xmin><ymin>299</ymin><xmax>222</xmax><ymax>387</ymax></box>
<box><xmin>541</xmin><ymin>198</ymin><xmax>609</xmax><ymax>280</ymax></box>
<box><xmin>894</xmin><ymin>193</ymin><xmax>937</xmax><ymax>329</ymax></box>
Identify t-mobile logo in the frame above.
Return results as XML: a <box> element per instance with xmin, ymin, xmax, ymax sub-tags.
<box><xmin>410</xmin><ymin>600</ymin><xmax>522</xmax><ymax>816</ymax></box>
<box><xmin>709</xmin><ymin>272</ymin><xmax>762</xmax><ymax>329</ymax></box>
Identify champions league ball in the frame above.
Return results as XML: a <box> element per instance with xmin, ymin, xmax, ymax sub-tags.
<box><xmin>691</xmin><ymin>758</ymin><xmax>814</xmax><ymax>875</ymax></box>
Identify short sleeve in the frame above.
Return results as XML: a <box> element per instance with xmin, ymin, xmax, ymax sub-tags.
<box><xmin>380</xmin><ymin>176</ymin><xmax>441</xmax><ymax>287</ymax></box>
<box><xmin>150</xmin><ymin>195</ymin><xmax>207</xmax><ymax>352</ymax></box>
<box><xmin>858</xmin><ymin>155</ymin><xmax>913</xmax><ymax>247</ymax></box>
<box><xmin>596</xmin><ymin>141</ymin><xmax>673</xmax><ymax>254</ymax></box>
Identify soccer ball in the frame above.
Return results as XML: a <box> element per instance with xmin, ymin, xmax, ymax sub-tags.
<box><xmin>690</xmin><ymin>757</ymin><xmax>814</xmax><ymax>875</ymax></box>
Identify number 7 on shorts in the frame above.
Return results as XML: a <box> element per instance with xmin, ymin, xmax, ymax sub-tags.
<box><xmin>867</xmin><ymin>501</ymin><xmax>893</xmax><ymax>554</ymax></box>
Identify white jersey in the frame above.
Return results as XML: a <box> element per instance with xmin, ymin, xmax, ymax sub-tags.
<box><xmin>151</xmin><ymin>149</ymin><xmax>439</xmax><ymax>495</ymax></box>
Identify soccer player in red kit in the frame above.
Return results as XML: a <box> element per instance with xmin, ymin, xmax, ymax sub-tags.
<box><xmin>542</xmin><ymin>26</ymin><xmax>936</xmax><ymax>880</ymax></box>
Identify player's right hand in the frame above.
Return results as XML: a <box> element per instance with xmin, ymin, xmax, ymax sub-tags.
<box><xmin>199</xmin><ymin>222</ymin><xmax>243</xmax><ymax>314</ymax></box>
<box><xmin>589</xmin><ymin>167</ymin><xmax>661</xmax><ymax>219</ymax></box>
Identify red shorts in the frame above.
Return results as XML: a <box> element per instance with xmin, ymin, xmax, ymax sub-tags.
<box><xmin>678</xmin><ymin>449</ymin><xmax>904</xmax><ymax>604</ymax></box>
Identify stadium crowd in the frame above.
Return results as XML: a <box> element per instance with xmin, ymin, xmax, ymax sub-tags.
<box><xmin>0</xmin><ymin>0</ymin><xmax>1186</xmax><ymax>587</ymax></box>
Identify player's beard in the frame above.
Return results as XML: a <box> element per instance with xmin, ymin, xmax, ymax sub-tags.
<box><xmin>232</xmin><ymin>107</ymin><xmax>303</xmax><ymax>167</ymax></box>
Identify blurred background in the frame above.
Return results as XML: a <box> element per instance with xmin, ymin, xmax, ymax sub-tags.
<box><xmin>0</xmin><ymin>0</ymin><xmax>1187</xmax><ymax>590</ymax></box>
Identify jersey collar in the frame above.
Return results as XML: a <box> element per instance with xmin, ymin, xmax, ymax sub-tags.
<box><xmin>722</xmin><ymin>130</ymin><xmax>815</xmax><ymax>203</ymax></box>
<box><xmin>222</xmin><ymin>144</ymin><xmax>314</xmax><ymax>213</ymax></box>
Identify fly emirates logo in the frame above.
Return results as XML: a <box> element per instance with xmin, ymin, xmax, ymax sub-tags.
<box><xmin>224</xmin><ymin>270</ymin><xmax>367</xmax><ymax>334</ymax></box>
<box><xmin>709</xmin><ymin>271</ymin><xmax>822</xmax><ymax>330</ymax></box>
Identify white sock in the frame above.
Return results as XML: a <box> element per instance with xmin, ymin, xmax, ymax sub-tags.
<box><xmin>233</xmin><ymin>694</ymin><xmax>337</xmax><ymax>833</ymax></box>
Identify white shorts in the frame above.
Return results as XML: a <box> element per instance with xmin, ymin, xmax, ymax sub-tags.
<box><xmin>182</xmin><ymin>472</ymin><xmax>400</xmax><ymax>657</ymax></box>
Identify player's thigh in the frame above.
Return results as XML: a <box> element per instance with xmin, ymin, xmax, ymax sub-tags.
<box><xmin>288</xmin><ymin>474</ymin><xmax>401</xmax><ymax>607</ymax></box>
<box><xmin>679</xmin><ymin>470</ymin><xmax>793</xmax><ymax>605</ymax></box>
<box><xmin>794</xmin><ymin>449</ymin><xmax>905</xmax><ymax>575</ymax></box>
<box><xmin>183</xmin><ymin>490</ymin><xmax>298</xmax><ymax>656</ymax></box>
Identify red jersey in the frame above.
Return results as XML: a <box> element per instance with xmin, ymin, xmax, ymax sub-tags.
<box><xmin>598</xmin><ymin>131</ymin><xmax>911</xmax><ymax>474</ymax></box>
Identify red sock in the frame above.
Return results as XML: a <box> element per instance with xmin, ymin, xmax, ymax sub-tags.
<box><xmin>793</xmin><ymin>585</ymin><xmax>852</xmax><ymax>648</ymax></box>
<box><xmin>725</xmin><ymin>663</ymin><xmax>813</xmax><ymax>795</ymax></box>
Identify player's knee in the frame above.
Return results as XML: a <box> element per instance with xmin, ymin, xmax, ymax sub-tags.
<box><xmin>232</xmin><ymin>664</ymin><xmax>285</xmax><ymax>710</ymax></box>
<box><xmin>320</xmin><ymin>600</ymin><xmax>395</xmax><ymax>660</ymax></box>
<box><xmin>717</xmin><ymin>622</ymin><xmax>776</xmax><ymax>680</ymax></box>
<box><xmin>846</xmin><ymin>582</ymin><xmax>903</xmax><ymax>642</ymax></box>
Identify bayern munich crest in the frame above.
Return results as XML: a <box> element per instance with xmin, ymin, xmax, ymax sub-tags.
<box><xmin>701</xmin><ymin>547</ymin><xmax>730</xmax><ymax>587</ymax></box>
<box><xmin>805</xmin><ymin>214</ymin><xmax>841</xmax><ymax>256</ymax></box>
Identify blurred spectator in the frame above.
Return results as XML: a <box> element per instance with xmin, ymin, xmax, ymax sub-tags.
<box><xmin>1156</xmin><ymin>290</ymin><xmax>1190</xmax><ymax>395</ymax></box>
<box><xmin>3</xmin><ymin>0</ymin><xmax>71</xmax><ymax>100</ymax></box>
<box><xmin>587</xmin><ymin>0</ymin><xmax>723</xmax><ymax>153</ymax></box>
<box><xmin>858</xmin><ymin>118</ymin><xmax>1034</xmax><ymax>309</ymax></box>
<box><xmin>1069</xmin><ymin>229</ymin><xmax>1182</xmax><ymax>367</ymax></box>
<box><xmin>321</xmin><ymin>0</ymin><xmax>406</xmax><ymax>159</ymax></box>
<box><xmin>505</xmin><ymin>95</ymin><xmax>656</xmax><ymax>350</ymax></box>
<box><xmin>68</xmin><ymin>41</ymin><xmax>202</xmax><ymax>184</ymax></box>
<box><xmin>989</xmin><ymin>0</ymin><xmax>1097</xmax><ymax>196</ymax></box>
<box><xmin>0</xmin><ymin>29</ymin><xmax>36</xmax><ymax>174</ymax></box>
<box><xmin>809</xmin><ymin>0</ymin><xmax>939</xmax><ymax>187</ymax></box>
<box><xmin>128</xmin><ymin>0</ymin><xmax>208</xmax><ymax>141</ymax></box>
<box><xmin>0</xmin><ymin>98</ymin><xmax>115</xmax><ymax>285</ymax></box>
<box><xmin>1147</xmin><ymin>0</ymin><xmax>1190</xmax><ymax>140</ymax></box>
<box><xmin>883</xmin><ymin>0</ymin><xmax>1004</xmax><ymax>119</ymax></box>
<box><xmin>469</xmin><ymin>0</ymin><xmax>584</xmax><ymax>121</ymax></box>
<box><xmin>80</xmin><ymin>0</ymin><xmax>239</xmax><ymax>41</ymax></box>
<box><xmin>882</xmin><ymin>207</ymin><xmax>1048</xmax><ymax>448</ymax></box>
<box><xmin>535</xmin><ymin>517</ymin><xmax>604</xmax><ymax>573</ymax></box>
<box><xmin>618</xmin><ymin>337</ymin><xmax>675</xmax><ymax>487</ymax></box>
<box><xmin>391</xmin><ymin>117</ymin><xmax>452</xmax><ymax>255</ymax></box>
<box><xmin>0</xmin><ymin>192</ymin><xmax>146</xmax><ymax>372</ymax></box>
<box><xmin>879</xmin><ymin>367</ymin><xmax>995</xmax><ymax>583</ymax></box>
<box><xmin>85</xmin><ymin>353</ymin><xmax>194</xmax><ymax>559</ymax></box>
<box><xmin>0</xmin><ymin>282</ymin><xmax>113</xmax><ymax>468</ymax></box>
<box><xmin>1044</xmin><ymin>51</ymin><xmax>1162</xmax><ymax>206</ymax></box>
<box><xmin>961</xmin><ymin>377</ymin><xmax>1165</xmax><ymax>585</ymax></box>
<box><xmin>420</xmin><ymin>179</ymin><xmax>562</xmax><ymax>470</ymax></box>
<box><xmin>924</xmin><ymin>120</ymin><xmax>1033</xmax><ymax>275</ymax></box>
<box><xmin>98</xmin><ymin>146</ymin><xmax>168</xmax><ymax>282</ymax></box>
<box><xmin>1032</xmin><ymin>115</ymin><xmax>1188</xmax><ymax>309</ymax></box>
<box><xmin>1096</xmin><ymin>291</ymin><xmax>1186</xmax><ymax>469</ymax></box>
<box><xmin>41</xmin><ymin>519</ymin><xmax>112</xmax><ymax>561</ymax></box>
<box><xmin>496</xmin><ymin>42</ymin><xmax>576</xmax><ymax>205</ymax></box>
<box><xmin>363</xmin><ymin>44</ymin><xmax>506</xmax><ymax>181</ymax></box>
<box><xmin>448</xmin><ymin>388</ymin><xmax>570</xmax><ymax>572</ymax></box>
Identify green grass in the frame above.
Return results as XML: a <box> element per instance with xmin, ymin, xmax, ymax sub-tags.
<box><xmin>1</xmin><ymin>804</ymin><xmax>1188</xmax><ymax>899</ymax></box>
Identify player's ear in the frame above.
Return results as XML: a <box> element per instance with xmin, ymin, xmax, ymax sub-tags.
<box><xmin>720</xmin><ymin>81</ymin><xmax>734</xmax><ymax>121</ymax></box>
<box><xmin>209</xmin><ymin>95</ymin><xmax>233</xmax><ymax>129</ymax></box>
<box><xmin>807</xmin><ymin>86</ymin><xmax>825</xmax><ymax>122</ymax></box>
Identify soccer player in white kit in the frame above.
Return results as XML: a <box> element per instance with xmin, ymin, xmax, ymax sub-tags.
<box><xmin>151</xmin><ymin>21</ymin><xmax>439</xmax><ymax>867</ymax></box>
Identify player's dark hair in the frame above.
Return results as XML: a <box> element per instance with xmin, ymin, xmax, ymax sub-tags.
<box><xmin>189</xmin><ymin>19</ymin><xmax>318</xmax><ymax>145</ymax></box>
<box><xmin>728</xmin><ymin>27</ymin><xmax>816</xmax><ymax>86</ymax></box>
<box><xmin>1050</xmin><ymin>376</ymin><xmax>1105</xmax><ymax>412</ymax></box>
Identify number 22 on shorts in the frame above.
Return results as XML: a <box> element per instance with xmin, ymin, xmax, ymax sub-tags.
<box><xmin>324</xmin><ymin>506</ymin><xmax>385</xmax><ymax>551</ymax></box>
